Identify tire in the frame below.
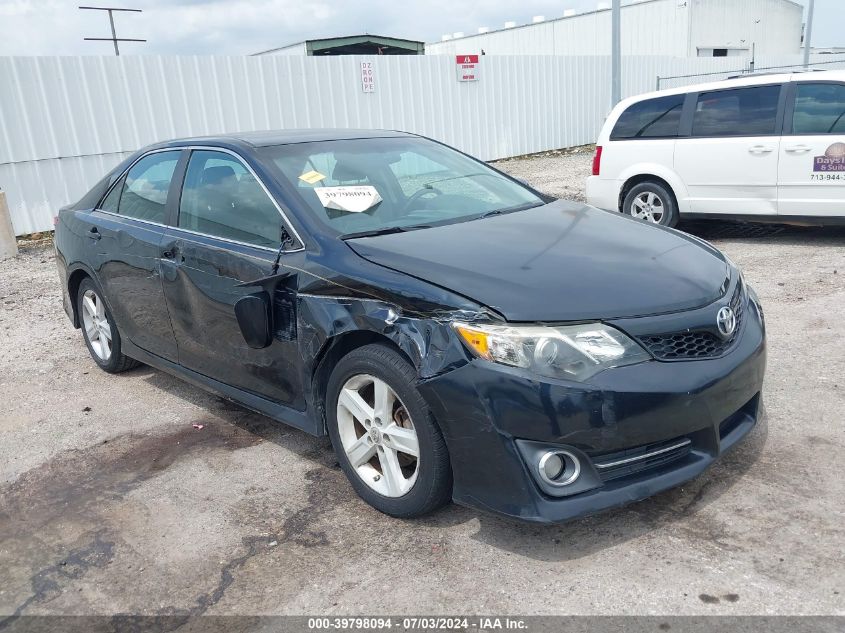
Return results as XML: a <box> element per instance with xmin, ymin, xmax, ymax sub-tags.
<box><xmin>77</xmin><ymin>277</ymin><xmax>140</xmax><ymax>373</ymax></box>
<box><xmin>622</xmin><ymin>181</ymin><xmax>678</xmax><ymax>227</ymax></box>
<box><xmin>326</xmin><ymin>343</ymin><xmax>452</xmax><ymax>518</ymax></box>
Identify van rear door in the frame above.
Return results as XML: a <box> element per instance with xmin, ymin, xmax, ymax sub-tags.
<box><xmin>674</xmin><ymin>83</ymin><xmax>786</xmax><ymax>216</ymax></box>
<box><xmin>778</xmin><ymin>80</ymin><xmax>845</xmax><ymax>217</ymax></box>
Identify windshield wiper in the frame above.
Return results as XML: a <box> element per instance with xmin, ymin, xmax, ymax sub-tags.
<box><xmin>478</xmin><ymin>201</ymin><xmax>544</xmax><ymax>219</ymax></box>
<box><xmin>341</xmin><ymin>224</ymin><xmax>433</xmax><ymax>240</ymax></box>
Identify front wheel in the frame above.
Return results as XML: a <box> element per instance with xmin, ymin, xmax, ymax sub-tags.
<box><xmin>326</xmin><ymin>343</ymin><xmax>452</xmax><ymax>518</ymax></box>
<box><xmin>622</xmin><ymin>181</ymin><xmax>678</xmax><ymax>227</ymax></box>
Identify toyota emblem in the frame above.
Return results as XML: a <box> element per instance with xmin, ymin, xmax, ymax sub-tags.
<box><xmin>716</xmin><ymin>306</ymin><xmax>737</xmax><ymax>338</ymax></box>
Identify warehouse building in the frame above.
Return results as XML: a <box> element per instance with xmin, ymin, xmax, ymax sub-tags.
<box><xmin>426</xmin><ymin>0</ymin><xmax>804</xmax><ymax>58</ymax></box>
<box><xmin>254</xmin><ymin>35</ymin><xmax>425</xmax><ymax>56</ymax></box>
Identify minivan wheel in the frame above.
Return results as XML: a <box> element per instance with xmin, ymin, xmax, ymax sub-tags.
<box><xmin>326</xmin><ymin>343</ymin><xmax>452</xmax><ymax>518</ymax></box>
<box><xmin>623</xmin><ymin>181</ymin><xmax>678</xmax><ymax>227</ymax></box>
<box><xmin>77</xmin><ymin>278</ymin><xmax>139</xmax><ymax>373</ymax></box>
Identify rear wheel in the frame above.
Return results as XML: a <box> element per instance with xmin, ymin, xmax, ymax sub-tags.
<box><xmin>326</xmin><ymin>343</ymin><xmax>452</xmax><ymax>518</ymax></box>
<box><xmin>623</xmin><ymin>181</ymin><xmax>678</xmax><ymax>227</ymax></box>
<box><xmin>77</xmin><ymin>277</ymin><xmax>139</xmax><ymax>373</ymax></box>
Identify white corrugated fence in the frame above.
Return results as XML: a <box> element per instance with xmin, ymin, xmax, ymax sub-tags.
<box><xmin>1</xmin><ymin>53</ymin><xmax>842</xmax><ymax>235</ymax></box>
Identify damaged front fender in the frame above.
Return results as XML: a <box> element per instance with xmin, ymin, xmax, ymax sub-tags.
<box><xmin>296</xmin><ymin>293</ymin><xmax>489</xmax><ymax>433</ymax></box>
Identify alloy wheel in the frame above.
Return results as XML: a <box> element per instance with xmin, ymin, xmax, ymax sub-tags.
<box><xmin>81</xmin><ymin>289</ymin><xmax>113</xmax><ymax>361</ymax></box>
<box><xmin>336</xmin><ymin>374</ymin><xmax>420</xmax><ymax>497</ymax></box>
<box><xmin>630</xmin><ymin>191</ymin><xmax>665</xmax><ymax>224</ymax></box>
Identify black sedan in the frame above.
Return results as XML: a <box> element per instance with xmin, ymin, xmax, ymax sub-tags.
<box><xmin>54</xmin><ymin>129</ymin><xmax>766</xmax><ymax>522</ymax></box>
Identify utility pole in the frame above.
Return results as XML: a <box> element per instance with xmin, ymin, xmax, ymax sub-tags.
<box><xmin>803</xmin><ymin>0</ymin><xmax>815</xmax><ymax>68</ymax></box>
<box><xmin>611</xmin><ymin>0</ymin><xmax>621</xmax><ymax>106</ymax></box>
<box><xmin>79</xmin><ymin>6</ymin><xmax>146</xmax><ymax>56</ymax></box>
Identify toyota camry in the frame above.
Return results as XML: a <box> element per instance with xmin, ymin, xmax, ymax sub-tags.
<box><xmin>54</xmin><ymin>129</ymin><xmax>766</xmax><ymax>522</ymax></box>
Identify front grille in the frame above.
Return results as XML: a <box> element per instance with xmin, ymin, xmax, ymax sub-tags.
<box><xmin>638</xmin><ymin>283</ymin><xmax>745</xmax><ymax>361</ymax></box>
<box><xmin>593</xmin><ymin>436</ymin><xmax>692</xmax><ymax>482</ymax></box>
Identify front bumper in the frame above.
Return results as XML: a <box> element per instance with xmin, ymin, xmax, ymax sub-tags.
<box><xmin>419</xmin><ymin>294</ymin><xmax>766</xmax><ymax>523</ymax></box>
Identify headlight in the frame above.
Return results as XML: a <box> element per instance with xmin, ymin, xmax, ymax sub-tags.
<box><xmin>452</xmin><ymin>321</ymin><xmax>651</xmax><ymax>381</ymax></box>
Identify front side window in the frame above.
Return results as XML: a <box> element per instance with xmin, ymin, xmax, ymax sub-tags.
<box><xmin>178</xmin><ymin>150</ymin><xmax>283</xmax><ymax>248</ymax></box>
<box><xmin>611</xmin><ymin>95</ymin><xmax>685</xmax><ymax>140</ymax></box>
<box><xmin>792</xmin><ymin>83</ymin><xmax>845</xmax><ymax>135</ymax></box>
<box><xmin>259</xmin><ymin>136</ymin><xmax>544</xmax><ymax>237</ymax></box>
<box><xmin>692</xmin><ymin>85</ymin><xmax>781</xmax><ymax>137</ymax></box>
<box><xmin>109</xmin><ymin>151</ymin><xmax>180</xmax><ymax>223</ymax></box>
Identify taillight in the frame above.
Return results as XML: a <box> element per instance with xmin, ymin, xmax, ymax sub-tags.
<box><xmin>52</xmin><ymin>215</ymin><xmax>59</xmax><ymax>227</ymax></box>
<box><xmin>591</xmin><ymin>146</ymin><xmax>603</xmax><ymax>176</ymax></box>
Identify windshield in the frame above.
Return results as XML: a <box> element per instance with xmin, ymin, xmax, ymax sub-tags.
<box><xmin>258</xmin><ymin>136</ymin><xmax>546</xmax><ymax>237</ymax></box>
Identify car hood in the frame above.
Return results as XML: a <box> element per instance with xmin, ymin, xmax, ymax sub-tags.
<box><xmin>346</xmin><ymin>201</ymin><xmax>729</xmax><ymax>321</ymax></box>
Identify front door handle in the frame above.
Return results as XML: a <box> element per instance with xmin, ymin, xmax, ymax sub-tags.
<box><xmin>748</xmin><ymin>145</ymin><xmax>774</xmax><ymax>155</ymax></box>
<box><xmin>88</xmin><ymin>226</ymin><xmax>101</xmax><ymax>240</ymax></box>
<box><xmin>784</xmin><ymin>145</ymin><xmax>812</xmax><ymax>154</ymax></box>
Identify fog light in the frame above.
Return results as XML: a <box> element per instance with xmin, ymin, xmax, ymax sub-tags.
<box><xmin>538</xmin><ymin>450</ymin><xmax>581</xmax><ymax>486</ymax></box>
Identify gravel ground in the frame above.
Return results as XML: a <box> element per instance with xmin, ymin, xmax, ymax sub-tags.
<box><xmin>1</xmin><ymin>152</ymin><xmax>844</xmax><ymax>618</ymax></box>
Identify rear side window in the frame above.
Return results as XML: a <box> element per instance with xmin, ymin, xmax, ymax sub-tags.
<box><xmin>101</xmin><ymin>151</ymin><xmax>180</xmax><ymax>223</ymax></box>
<box><xmin>692</xmin><ymin>85</ymin><xmax>781</xmax><ymax>137</ymax></box>
<box><xmin>611</xmin><ymin>95</ymin><xmax>684</xmax><ymax>140</ymax></box>
<box><xmin>792</xmin><ymin>83</ymin><xmax>845</xmax><ymax>135</ymax></box>
<box><xmin>178</xmin><ymin>150</ymin><xmax>282</xmax><ymax>248</ymax></box>
<box><xmin>99</xmin><ymin>176</ymin><xmax>123</xmax><ymax>213</ymax></box>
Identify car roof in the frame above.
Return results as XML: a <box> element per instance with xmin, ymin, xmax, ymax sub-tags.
<box><xmin>618</xmin><ymin>69</ymin><xmax>845</xmax><ymax>109</ymax></box>
<box><xmin>152</xmin><ymin>128</ymin><xmax>416</xmax><ymax>150</ymax></box>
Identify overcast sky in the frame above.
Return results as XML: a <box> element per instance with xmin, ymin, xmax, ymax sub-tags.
<box><xmin>0</xmin><ymin>0</ymin><xmax>841</xmax><ymax>56</ymax></box>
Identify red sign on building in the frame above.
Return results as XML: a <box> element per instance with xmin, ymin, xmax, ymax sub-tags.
<box><xmin>455</xmin><ymin>55</ymin><xmax>480</xmax><ymax>82</ymax></box>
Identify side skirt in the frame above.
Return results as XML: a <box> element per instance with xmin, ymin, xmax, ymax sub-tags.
<box><xmin>121</xmin><ymin>338</ymin><xmax>324</xmax><ymax>436</ymax></box>
<box><xmin>680</xmin><ymin>213</ymin><xmax>845</xmax><ymax>227</ymax></box>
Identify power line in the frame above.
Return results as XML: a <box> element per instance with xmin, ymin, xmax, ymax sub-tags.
<box><xmin>79</xmin><ymin>6</ymin><xmax>146</xmax><ymax>56</ymax></box>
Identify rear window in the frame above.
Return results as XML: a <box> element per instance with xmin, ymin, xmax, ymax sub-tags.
<box><xmin>611</xmin><ymin>95</ymin><xmax>684</xmax><ymax>140</ymax></box>
<box><xmin>792</xmin><ymin>83</ymin><xmax>845</xmax><ymax>135</ymax></box>
<box><xmin>692</xmin><ymin>85</ymin><xmax>781</xmax><ymax>137</ymax></box>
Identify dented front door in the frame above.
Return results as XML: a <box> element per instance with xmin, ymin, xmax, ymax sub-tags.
<box><xmin>159</xmin><ymin>230</ymin><xmax>307</xmax><ymax>409</ymax></box>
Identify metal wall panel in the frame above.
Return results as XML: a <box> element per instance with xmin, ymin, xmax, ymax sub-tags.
<box><xmin>1</xmin><ymin>52</ymin><xmax>840</xmax><ymax>235</ymax></box>
<box><xmin>688</xmin><ymin>0</ymin><xmax>803</xmax><ymax>56</ymax></box>
<box><xmin>426</xmin><ymin>0</ymin><xmax>803</xmax><ymax>58</ymax></box>
<box><xmin>428</xmin><ymin>1</ymin><xmax>690</xmax><ymax>57</ymax></box>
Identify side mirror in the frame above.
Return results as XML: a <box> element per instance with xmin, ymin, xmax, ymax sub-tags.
<box><xmin>234</xmin><ymin>292</ymin><xmax>271</xmax><ymax>349</ymax></box>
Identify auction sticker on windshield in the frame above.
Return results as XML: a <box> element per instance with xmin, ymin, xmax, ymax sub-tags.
<box><xmin>299</xmin><ymin>170</ymin><xmax>326</xmax><ymax>184</ymax></box>
<box><xmin>315</xmin><ymin>186</ymin><xmax>382</xmax><ymax>213</ymax></box>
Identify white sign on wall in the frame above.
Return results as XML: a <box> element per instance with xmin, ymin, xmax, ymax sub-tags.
<box><xmin>360</xmin><ymin>61</ymin><xmax>375</xmax><ymax>93</ymax></box>
<box><xmin>456</xmin><ymin>55</ymin><xmax>480</xmax><ymax>82</ymax></box>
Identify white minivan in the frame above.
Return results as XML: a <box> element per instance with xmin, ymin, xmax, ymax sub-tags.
<box><xmin>586</xmin><ymin>71</ymin><xmax>845</xmax><ymax>226</ymax></box>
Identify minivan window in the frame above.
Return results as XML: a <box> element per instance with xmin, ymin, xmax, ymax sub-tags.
<box><xmin>692</xmin><ymin>85</ymin><xmax>781</xmax><ymax>137</ymax></box>
<box><xmin>792</xmin><ymin>83</ymin><xmax>845</xmax><ymax>135</ymax></box>
<box><xmin>178</xmin><ymin>150</ymin><xmax>282</xmax><ymax>248</ymax></box>
<box><xmin>107</xmin><ymin>152</ymin><xmax>180</xmax><ymax>223</ymax></box>
<box><xmin>611</xmin><ymin>95</ymin><xmax>685</xmax><ymax>140</ymax></box>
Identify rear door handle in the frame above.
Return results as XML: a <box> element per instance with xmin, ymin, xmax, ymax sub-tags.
<box><xmin>784</xmin><ymin>145</ymin><xmax>812</xmax><ymax>153</ymax></box>
<box><xmin>88</xmin><ymin>226</ymin><xmax>101</xmax><ymax>240</ymax></box>
<box><xmin>748</xmin><ymin>145</ymin><xmax>774</xmax><ymax>154</ymax></box>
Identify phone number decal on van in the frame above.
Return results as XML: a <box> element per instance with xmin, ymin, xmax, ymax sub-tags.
<box><xmin>814</xmin><ymin>143</ymin><xmax>845</xmax><ymax>172</ymax></box>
